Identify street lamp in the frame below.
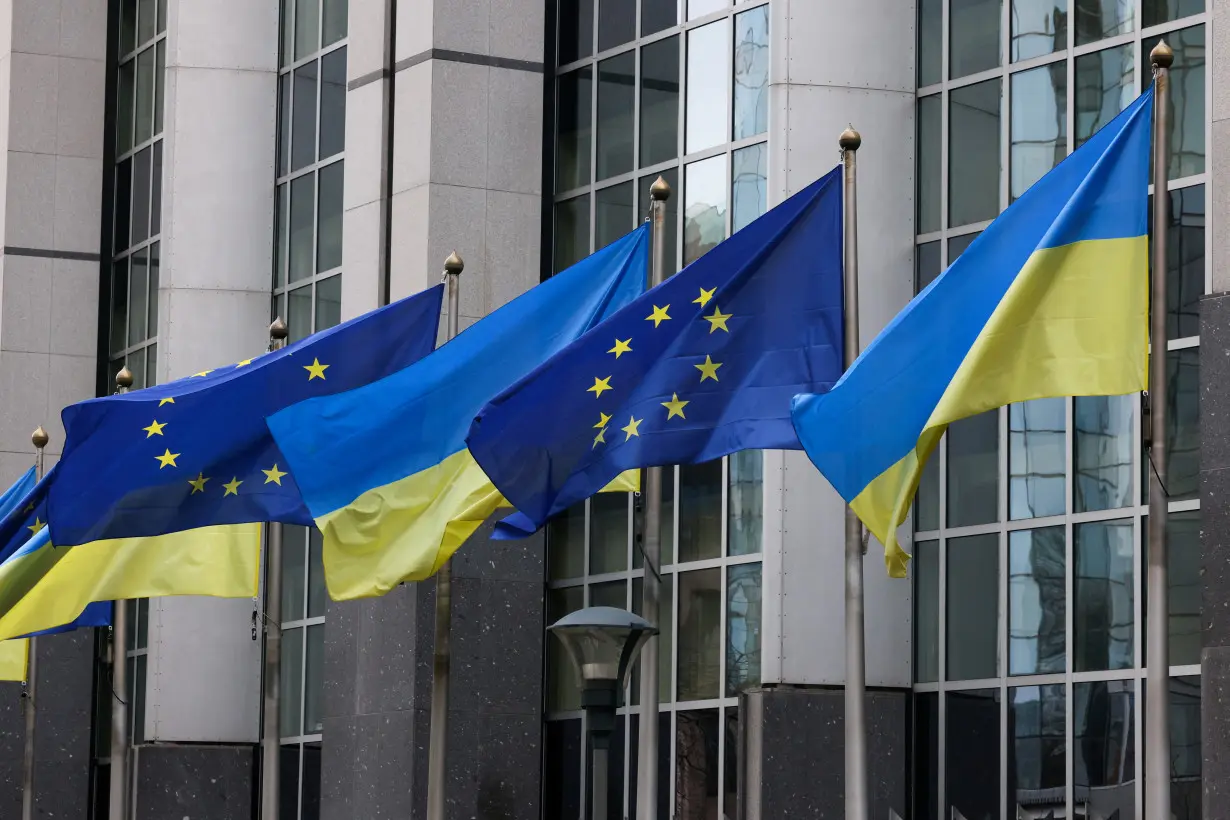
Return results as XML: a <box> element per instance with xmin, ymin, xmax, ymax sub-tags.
<box><xmin>549</xmin><ymin>606</ymin><xmax>657</xmax><ymax>820</ymax></box>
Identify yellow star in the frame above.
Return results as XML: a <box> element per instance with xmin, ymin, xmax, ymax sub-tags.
<box><xmin>262</xmin><ymin>464</ymin><xmax>288</xmax><ymax>485</ymax></box>
<box><xmin>621</xmin><ymin>416</ymin><xmax>643</xmax><ymax>441</ymax></box>
<box><xmin>588</xmin><ymin>376</ymin><xmax>613</xmax><ymax>398</ymax></box>
<box><xmin>158</xmin><ymin>397</ymin><xmax>175</xmax><ymax>407</ymax></box>
<box><xmin>155</xmin><ymin>449</ymin><xmax>180</xmax><ymax>469</ymax></box>
<box><xmin>593</xmin><ymin>427</ymin><xmax>607</xmax><ymax>448</ymax></box>
<box><xmin>142</xmin><ymin>419</ymin><xmax>167</xmax><ymax>438</ymax></box>
<box><xmin>192</xmin><ymin>370</ymin><xmax>213</xmax><ymax>378</ymax></box>
<box><xmin>646</xmin><ymin>305</ymin><xmax>671</xmax><ymax>327</ymax></box>
<box><xmin>304</xmin><ymin>358</ymin><xmax>330</xmax><ymax>380</ymax></box>
<box><xmin>236</xmin><ymin>359</ymin><xmax>253</xmax><ymax>368</ymax></box>
<box><xmin>609</xmin><ymin>338</ymin><xmax>632</xmax><ymax>359</ymax></box>
<box><xmin>188</xmin><ymin>473</ymin><xmax>210</xmax><ymax>494</ymax></box>
<box><xmin>662</xmin><ymin>393</ymin><xmax>689</xmax><ymax>420</ymax></box>
<box><xmin>23</xmin><ymin>502</ymin><xmax>34</xmax><ymax>513</ymax></box>
<box><xmin>223</xmin><ymin>477</ymin><xmax>243</xmax><ymax>497</ymax></box>
<box><xmin>27</xmin><ymin>517</ymin><xmax>43</xmax><ymax>534</ymax></box>
<box><xmin>704</xmin><ymin>306</ymin><xmax>732</xmax><ymax>333</ymax></box>
<box><xmin>595</xmin><ymin>412</ymin><xmax>612</xmax><ymax>429</ymax></box>
<box><xmin>695</xmin><ymin>355</ymin><xmax>722</xmax><ymax>382</ymax></box>
<box><xmin>693</xmin><ymin>287</ymin><xmax>715</xmax><ymax>307</ymax></box>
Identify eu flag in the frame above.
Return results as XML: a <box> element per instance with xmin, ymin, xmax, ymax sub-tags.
<box><xmin>467</xmin><ymin>167</ymin><xmax>843</xmax><ymax>535</ymax></box>
<box><xmin>0</xmin><ymin>466</ymin><xmax>47</xmax><ymax>563</ymax></box>
<box><xmin>47</xmin><ymin>285</ymin><xmax>445</xmax><ymax>547</ymax></box>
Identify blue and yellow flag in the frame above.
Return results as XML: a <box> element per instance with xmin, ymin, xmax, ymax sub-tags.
<box><xmin>268</xmin><ymin>226</ymin><xmax>651</xmax><ymax>599</ymax></box>
<box><xmin>0</xmin><ymin>468</ymin><xmax>35</xmax><ymax>680</ymax></box>
<box><xmin>791</xmin><ymin>88</ymin><xmax>1153</xmax><ymax>578</ymax></box>
<box><xmin>467</xmin><ymin>168</ymin><xmax>844</xmax><ymax>536</ymax></box>
<box><xmin>46</xmin><ymin>286</ymin><xmax>444</xmax><ymax>547</ymax></box>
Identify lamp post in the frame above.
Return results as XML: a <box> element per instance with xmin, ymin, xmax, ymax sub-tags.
<box><xmin>548</xmin><ymin>607</ymin><xmax>657</xmax><ymax>820</ymax></box>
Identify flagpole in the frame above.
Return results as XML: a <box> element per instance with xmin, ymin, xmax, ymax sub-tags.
<box><xmin>261</xmin><ymin>317</ymin><xmax>290</xmax><ymax>820</ymax></box>
<box><xmin>427</xmin><ymin>251</ymin><xmax>464</xmax><ymax>820</ymax></box>
<box><xmin>636</xmin><ymin>175</ymin><xmax>671</xmax><ymax>820</ymax></box>
<box><xmin>110</xmin><ymin>367</ymin><xmax>133</xmax><ymax>820</ymax></box>
<box><xmin>20</xmin><ymin>425</ymin><xmax>48</xmax><ymax>820</ymax></box>
<box><xmin>1145</xmin><ymin>39</ymin><xmax>1173</xmax><ymax>820</ymax></box>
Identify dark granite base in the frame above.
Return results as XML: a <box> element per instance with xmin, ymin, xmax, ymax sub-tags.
<box><xmin>134</xmin><ymin>744</ymin><xmax>257</xmax><ymax>820</ymax></box>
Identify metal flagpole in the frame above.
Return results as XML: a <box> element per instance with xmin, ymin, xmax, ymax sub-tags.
<box><xmin>261</xmin><ymin>317</ymin><xmax>290</xmax><ymax>820</ymax></box>
<box><xmin>21</xmin><ymin>425</ymin><xmax>49</xmax><ymax>820</ymax></box>
<box><xmin>110</xmin><ymin>366</ymin><xmax>134</xmax><ymax>820</ymax></box>
<box><xmin>838</xmin><ymin>128</ymin><xmax>868</xmax><ymax>820</ymax></box>
<box><xmin>1144</xmin><ymin>39</ymin><xmax>1173</xmax><ymax>820</ymax></box>
<box><xmin>427</xmin><ymin>251</ymin><xmax>465</xmax><ymax>820</ymax></box>
<box><xmin>636</xmin><ymin>175</ymin><xmax>671</xmax><ymax>820</ymax></box>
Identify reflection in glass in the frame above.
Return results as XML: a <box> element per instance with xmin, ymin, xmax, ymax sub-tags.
<box><xmin>949</xmin><ymin>80</ymin><xmax>1002</xmax><ymax>227</ymax></box>
<box><xmin>558</xmin><ymin>0</ymin><xmax>594</xmax><ymax>64</ymax></box>
<box><xmin>288</xmin><ymin>285</ymin><xmax>312</xmax><ymax>343</ymax></box>
<box><xmin>281</xmin><ymin>526</ymin><xmax>307</xmax><ymax>621</ymax></box>
<box><xmin>1008</xmin><ymin>527</ymin><xmax>1065</xmax><ymax>675</ymax></box>
<box><xmin>678</xmin><ymin>569</ymin><xmax>721</xmax><ymax>701</ymax></box>
<box><xmin>1074</xmin><ymin>681</ymin><xmax>1136</xmax><ymax>817</ymax></box>
<box><xmin>641</xmin><ymin>37</ymin><xmax>680</xmax><ymax>167</ymax></box>
<box><xmin>315</xmin><ymin>274</ymin><xmax>342</xmax><ymax>333</ymax></box>
<box><xmin>292</xmin><ymin>60</ymin><xmax>318</xmax><ymax>172</ymax></box>
<box><xmin>632</xmin><ymin>575</ymin><xmax>674</xmax><ymax>704</ymax></box>
<box><xmin>589</xmin><ymin>491</ymin><xmax>628</xmax><ymax>575</ymax></box>
<box><xmin>557</xmin><ymin>68</ymin><xmax>593</xmax><ymax>192</ymax></box>
<box><xmin>554</xmin><ymin>195</ymin><xmax>590</xmax><ymax>273</ymax></box>
<box><xmin>731</xmin><ymin>144</ymin><xmax>767</xmax><ymax>233</ymax></box>
<box><xmin>280</xmin><ymin>628</ymin><xmax>304</xmax><ymax>735</ymax></box>
<box><xmin>1075</xmin><ymin>519</ymin><xmax>1134</xmax><ymax>671</ymax></box>
<box><xmin>950</xmin><ymin>231</ymin><xmax>981</xmax><ymax>262</ymax></box>
<box><xmin>595</xmin><ymin>182</ymin><xmax>634</xmax><ymax>251</ymax></box>
<box><xmin>323</xmin><ymin>0</ymin><xmax>347</xmax><ymax>45</ymax></box>
<box><xmin>1009</xmin><ymin>685</ymin><xmax>1065</xmax><ymax>818</ymax></box>
<box><xmin>918</xmin><ymin>94</ymin><xmax>941</xmax><ymax>234</ymax></box>
<box><xmin>307</xmin><ymin>528</ymin><xmax>326</xmax><ymax>617</ymax></box>
<box><xmin>302</xmin><ymin>742</ymin><xmax>322</xmax><ymax>818</ymax></box>
<box><xmin>914</xmin><ymin>540</ymin><xmax>939</xmax><ymax>683</ymax></box>
<box><xmin>642</xmin><ymin>0</ymin><xmax>677</xmax><ymax>36</ymax></box>
<box><xmin>590</xmin><ymin>580</ymin><xmax>626</xmax><ymax>609</ymax></box>
<box><xmin>916</xmin><ymin>241</ymin><xmax>941</xmax><ymax>296</ymax></box>
<box><xmin>733</xmin><ymin>6</ymin><xmax>769</xmax><ymax>140</ymax></box>
<box><xmin>546</xmin><ymin>586</ymin><xmax>584</xmax><ymax>710</ymax></box>
<box><xmin>947</xmin><ymin>534</ymin><xmax>999</xmax><ymax>681</ymax></box>
<box><xmin>688</xmin><ymin>0</ymin><xmax>729</xmax><ymax>19</ymax></box>
<box><xmin>1143</xmin><ymin>0</ymin><xmax>1203</xmax><ymax>26</ymax></box>
<box><xmin>289</xmin><ymin>174</ymin><xmax>315</xmax><ymax>282</ymax></box>
<box><xmin>1075</xmin><ymin>43</ymin><xmax>1134</xmax><ymax>147</ymax></box>
<box><xmin>680</xmin><ymin>461</ymin><xmax>722</xmax><ymax>562</ymax></box>
<box><xmin>684</xmin><ymin>156</ymin><xmax>728</xmax><ymax>266</ymax></box>
<box><xmin>118</xmin><ymin>59</ymin><xmax>135</xmax><ymax>154</ymax></box>
<box><xmin>947</xmin><ymin>411</ymin><xmax>999</xmax><ymax>528</ymax></box>
<box><xmin>629</xmin><ymin>713</ymin><xmax>674</xmax><ymax>817</ymax></box>
<box><xmin>919</xmin><ymin>0</ymin><xmax>942</xmax><ymax>86</ymax></box>
<box><xmin>320</xmin><ymin>48</ymin><xmax>347</xmax><ymax>160</ymax></box>
<box><xmin>543</xmin><ymin>720</ymin><xmax>583</xmax><ymax>820</ymax></box>
<box><xmin>1009</xmin><ymin>398</ymin><xmax>1065</xmax><ymax>520</ymax></box>
<box><xmin>947</xmin><ymin>689</ymin><xmax>1000</xmax><ymax>820</ymax></box>
<box><xmin>1143</xmin><ymin>25</ymin><xmax>1205</xmax><ymax>179</ymax></box>
<box><xmin>1166</xmin><ymin>347</ymin><xmax>1200</xmax><ymax>500</ymax></box>
<box><xmin>641</xmin><ymin>169</ymin><xmax>679</xmax><ymax>273</ymax></box>
<box><xmin>597</xmin><ymin>53</ymin><xmax>635</xmax><ymax>181</ymax></box>
<box><xmin>1075</xmin><ymin>0</ymin><xmax>1133</xmax><ymax>45</ymax></box>
<box><xmin>1170</xmin><ymin>676</ymin><xmax>1202</xmax><ymax>820</ymax></box>
<box><xmin>128</xmin><ymin>250</ymin><xmax>148</xmax><ymax>347</ymax></box>
<box><xmin>1012</xmin><ymin>0</ymin><xmax>1066</xmax><ymax>61</ymax></box>
<box><xmin>726</xmin><ymin>563</ymin><xmax>762</xmax><ymax>695</ymax></box>
<box><xmin>304</xmin><ymin>624</ymin><xmax>324</xmax><ymax>733</ymax></box>
<box><xmin>295</xmin><ymin>0</ymin><xmax>319</xmax><ymax>58</ymax></box>
<box><xmin>686</xmin><ymin>19</ymin><xmax>731</xmax><ymax>154</ymax></box>
<box><xmin>136</xmin><ymin>46</ymin><xmax>154</xmax><ymax>145</ymax></box>
<box><xmin>597</xmin><ymin>0</ymin><xmax>635</xmax><ymax>52</ymax></box>
<box><xmin>728</xmin><ymin>450</ymin><xmax>762</xmax><ymax>556</ymax></box>
<box><xmin>723</xmin><ymin>711</ymin><xmax>738</xmax><ymax>814</ymax></box>
<box><xmin>132</xmin><ymin>147</ymin><xmax>151</xmax><ymax>245</ymax></box>
<box><xmin>951</xmin><ymin>0</ymin><xmax>1002</xmax><ymax>78</ymax></box>
<box><xmin>1011</xmin><ymin>63</ymin><xmax>1067</xmax><ymax>200</ymax></box>
<box><xmin>317</xmin><ymin>160</ymin><xmax>343</xmax><ymax>272</ymax></box>
<box><xmin>915</xmin><ymin>693</ymin><xmax>939</xmax><ymax>820</ymax></box>
<box><xmin>547</xmin><ymin>502</ymin><xmax>586</xmax><ymax>580</ymax></box>
<box><xmin>1074</xmin><ymin>394</ymin><xmax>1133</xmax><ymax>512</ymax></box>
<box><xmin>1143</xmin><ymin>509</ymin><xmax>1202</xmax><ymax>666</ymax></box>
<box><xmin>676</xmin><ymin>710</ymin><xmax>720</xmax><ymax>819</ymax></box>
<box><xmin>1150</xmin><ymin>184</ymin><xmax>1204</xmax><ymax>340</ymax></box>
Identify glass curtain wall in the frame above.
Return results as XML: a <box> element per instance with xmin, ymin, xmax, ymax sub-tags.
<box><xmin>546</xmin><ymin>1</ymin><xmax>769</xmax><ymax>817</ymax></box>
<box><xmin>913</xmin><ymin>1</ymin><xmax>1206</xmax><ymax>818</ymax></box>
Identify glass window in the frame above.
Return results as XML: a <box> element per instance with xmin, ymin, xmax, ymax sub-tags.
<box><xmin>315</xmin><ymin>274</ymin><xmax>342</xmax><ymax>332</ymax></box>
<box><xmin>686</xmin><ymin>19</ymin><xmax>731</xmax><ymax>154</ymax></box>
<box><xmin>1075</xmin><ymin>42</ymin><xmax>1134</xmax><ymax>148</ymax></box>
<box><xmin>591</xmin><ymin>580</ymin><xmax>627</xmax><ymax>608</ymax></box>
<box><xmin>947</xmin><ymin>411</ymin><xmax>999</xmax><ymax>528</ymax></box>
<box><xmin>323</xmin><ymin>0</ymin><xmax>347</xmax><ymax>46</ymax></box>
<box><xmin>110</xmin><ymin>259</ymin><xmax>128</xmax><ymax>354</ymax></box>
<box><xmin>598</xmin><ymin>0</ymin><xmax>635</xmax><ymax>52</ymax></box>
<box><xmin>949</xmin><ymin>79</ymin><xmax>1002</xmax><ymax>227</ymax></box>
<box><xmin>1142</xmin><ymin>25</ymin><xmax>1205</xmax><ymax>179</ymax></box>
<box><xmin>1073</xmin><ymin>681</ymin><xmax>1136</xmax><ymax>816</ymax></box>
<box><xmin>1012</xmin><ymin>0</ymin><xmax>1066</xmax><ymax>61</ymax></box>
<box><xmin>555</xmin><ymin>194</ymin><xmax>591</xmax><ymax>273</ymax></box>
<box><xmin>292</xmin><ymin>61</ymin><xmax>319</xmax><ymax>172</ymax></box>
<box><xmin>727</xmin><ymin>450</ymin><xmax>762</xmax><ymax>556</ymax></box>
<box><xmin>138</xmin><ymin>0</ymin><xmax>154</xmax><ymax>42</ymax></box>
<box><xmin>544</xmin><ymin>720</ymin><xmax>583</xmax><ymax>819</ymax></box>
<box><xmin>148</xmin><ymin>243</ymin><xmax>160</xmax><ymax>335</ymax></box>
<box><xmin>1008</xmin><ymin>685</ymin><xmax>1066</xmax><ymax>818</ymax></box>
<box><xmin>732</xmin><ymin>6</ymin><xmax>768</xmax><ymax>140</ymax></box>
<box><xmin>301</xmin><ymin>742</ymin><xmax>322</xmax><ymax>817</ymax></box>
<box><xmin>118</xmin><ymin>60</ymin><xmax>135</xmax><ymax>154</ymax></box>
<box><xmin>288</xmin><ymin>285</ymin><xmax>313</xmax><ymax>343</ymax></box>
<box><xmin>642</xmin><ymin>0</ymin><xmax>676</xmax><ymax>36</ymax></box>
<box><xmin>918</xmin><ymin>94</ymin><xmax>941</xmax><ymax>235</ymax></box>
<box><xmin>304</xmin><ymin>624</ymin><xmax>324</xmax><ymax>734</ymax></box>
<box><xmin>1075</xmin><ymin>519</ymin><xmax>1134</xmax><ymax>671</ymax></box>
<box><xmin>1011</xmin><ymin>63</ymin><xmax>1067</xmax><ymax>201</ymax></box>
<box><xmin>595</xmin><ymin>182</ymin><xmax>634</xmax><ymax>250</ymax></box>
<box><xmin>1143</xmin><ymin>0</ymin><xmax>1202</xmax><ymax>26</ymax></box>
<box><xmin>121</xmin><ymin>0</ymin><xmax>137</xmax><ymax>55</ymax></box>
<box><xmin>135</xmin><ymin>46</ymin><xmax>154</xmax><ymax>145</ymax></box>
<box><xmin>317</xmin><ymin>160</ymin><xmax>343</xmax><ymax>272</ymax></box>
<box><xmin>641</xmin><ymin>37</ymin><xmax>679</xmax><ymax>167</ymax></box>
<box><xmin>278</xmin><ymin>73</ymin><xmax>292</xmax><ymax>177</ymax></box>
<box><xmin>914</xmin><ymin>540</ymin><xmax>939</xmax><ymax>683</ymax></box>
<box><xmin>597</xmin><ymin>53</ymin><xmax>635</xmax><ymax>181</ymax></box>
<box><xmin>628</xmin><ymin>713</ymin><xmax>673</xmax><ymax>816</ymax></box>
<box><xmin>128</xmin><ymin>250</ymin><xmax>148</xmax><ymax>347</ymax></box>
<box><xmin>919</xmin><ymin>0</ymin><xmax>942</xmax><ymax>86</ymax></box>
<box><xmin>154</xmin><ymin>41</ymin><xmax>165</xmax><ymax>135</ymax></box>
<box><xmin>289</xmin><ymin>173</ymin><xmax>316</xmax><ymax>282</ymax></box>
<box><xmin>677</xmin><ymin>568</ymin><xmax>721</xmax><ymax>700</ymax></box>
<box><xmin>557</xmin><ymin>67</ymin><xmax>593</xmax><ymax>192</ymax></box>
<box><xmin>150</xmin><ymin>143</ymin><xmax>162</xmax><ymax>237</ymax></box>
<box><xmin>641</xmin><ymin>169</ymin><xmax>679</xmax><ymax>274</ymax></box>
<box><xmin>951</xmin><ymin>0</ymin><xmax>1002</xmax><ymax>79</ymax></box>
<box><xmin>1143</xmin><ymin>510</ymin><xmax>1202</xmax><ymax>666</ymax></box>
<box><xmin>1074</xmin><ymin>394</ymin><xmax>1133</xmax><ymax>512</ymax></box>
<box><xmin>947</xmin><ymin>533</ymin><xmax>999</xmax><ymax>681</ymax></box>
<box><xmin>679</xmin><ymin>460</ymin><xmax>722</xmax><ymax>562</ymax></box>
<box><xmin>281</xmin><ymin>527</ymin><xmax>307</xmax><ymax>621</ymax></box>
<box><xmin>132</xmin><ymin>146</ymin><xmax>151</xmax><ymax>245</ymax></box>
<box><xmin>547</xmin><ymin>586</ymin><xmax>584</xmax><ymax>710</ymax></box>
<box><xmin>280</xmin><ymin>628</ymin><xmax>304</xmax><ymax>735</ymax></box>
<box><xmin>632</xmin><ymin>575</ymin><xmax>674</xmax><ymax>704</ymax></box>
<box><xmin>725</xmin><ymin>562</ymin><xmax>761</xmax><ymax>695</ymax></box>
<box><xmin>684</xmin><ymin>155</ymin><xmax>727</xmax><ymax>266</ymax></box>
<box><xmin>914</xmin><ymin>693</ymin><xmax>939</xmax><ymax>820</ymax></box>
<box><xmin>1150</xmin><ymin>184</ymin><xmax>1204</xmax><ymax>341</ymax></box>
<box><xmin>949</xmin><ymin>230</ymin><xmax>981</xmax><ymax>261</ymax></box>
<box><xmin>295</xmin><ymin>0</ymin><xmax>319</xmax><ymax>59</ymax></box>
<box><xmin>1008</xmin><ymin>398</ymin><xmax>1065</xmax><ymax>520</ymax></box>
<box><xmin>688</xmin><ymin>0</ymin><xmax>729</xmax><ymax>18</ymax></box>
<box><xmin>1008</xmin><ymin>527</ymin><xmax>1065</xmax><ymax>675</ymax></box>
<box><xmin>589</xmin><ymin>491</ymin><xmax>629</xmax><ymax>574</ymax></box>
<box><xmin>1075</xmin><ymin>0</ymin><xmax>1133</xmax><ymax>45</ymax></box>
<box><xmin>947</xmin><ymin>689</ymin><xmax>1000</xmax><ymax>819</ymax></box>
<box><xmin>548</xmin><ymin>502</ymin><xmax>586</xmax><ymax>580</ymax></box>
<box><xmin>675</xmin><ymin>710</ymin><xmax>720</xmax><ymax>818</ymax></box>
<box><xmin>916</xmin><ymin>240</ymin><xmax>941</xmax><ymax>295</ymax></box>
<box><xmin>731</xmin><ymin>143</ymin><xmax>767</xmax><ymax>233</ymax></box>
<box><xmin>1165</xmin><ymin>347</ymin><xmax>1200</xmax><ymax>500</ymax></box>
<box><xmin>307</xmin><ymin>529</ymin><xmax>326</xmax><ymax>616</ymax></box>
<box><xmin>1169</xmin><ymin>676</ymin><xmax>1202</xmax><ymax>820</ymax></box>
<box><xmin>559</xmin><ymin>0</ymin><xmax>594</xmax><ymax>64</ymax></box>
<box><xmin>320</xmin><ymin>48</ymin><xmax>346</xmax><ymax>160</ymax></box>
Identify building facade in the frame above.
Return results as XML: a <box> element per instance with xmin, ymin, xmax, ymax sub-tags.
<box><xmin>0</xmin><ymin>0</ymin><xmax>1220</xmax><ymax>818</ymax></box>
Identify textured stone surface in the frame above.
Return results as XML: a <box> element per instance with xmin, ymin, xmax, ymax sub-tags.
<box><xmin>134</xmin><ymin>744</ymin><xmax>256</xmax><ymax>820</ymax></box>
<box><xmin>1204</xmin><ymin>646</ymin><xmax>1230</xmax><ymax>818</ymax></box>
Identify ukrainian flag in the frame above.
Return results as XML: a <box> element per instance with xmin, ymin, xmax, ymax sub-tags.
<box><xmin>269</xmin><ymin>227</ymin><xmax>649</xmax><ymax>599</ymax></box>
<box><xmin>791</xmin><ymin>87</ymin><xmax>1153</xmax><ymax>578</ymax></box>
<box><xmin>0</xmin><ymin>468</ymin><xmax>35</xmax><ymax>680</ymax></box>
